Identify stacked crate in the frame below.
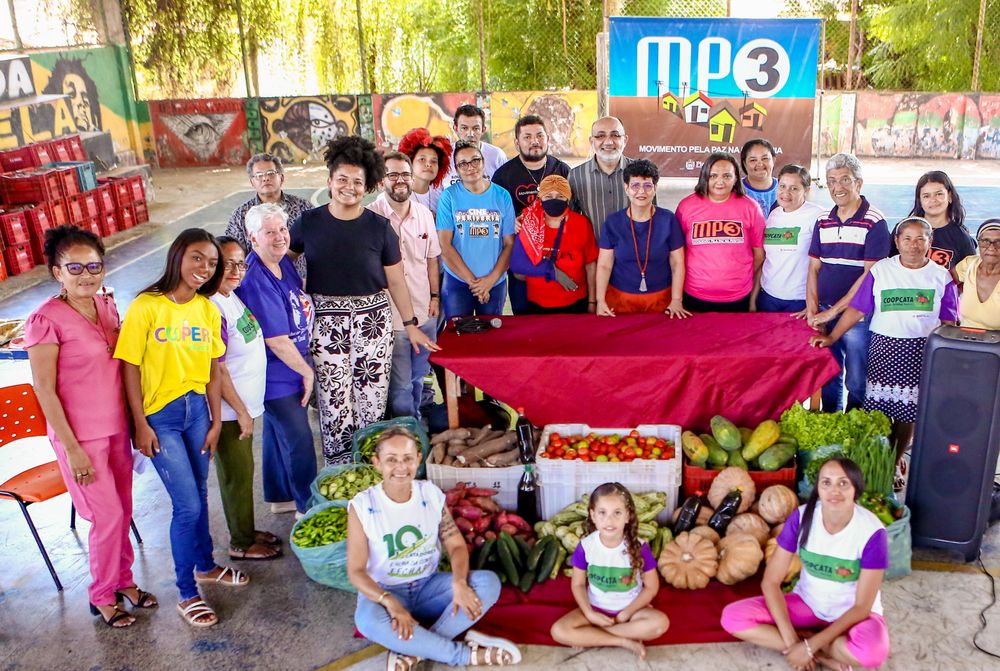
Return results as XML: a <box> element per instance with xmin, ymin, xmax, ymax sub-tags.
<box><xmin>0</xmin><ymin>135</ymin><xmax>133</xmax><ymax>278</ymax></box>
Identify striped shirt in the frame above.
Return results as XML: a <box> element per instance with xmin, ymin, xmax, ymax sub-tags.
<box><xmin>569</xmin><ymin>155</ymin><xmax>637</xmax><ymax>239</ymax></box>
<box><xmin>808</xmin><ymin>196</ymin><xmax>890</xmax><ymax>305</ymax></box>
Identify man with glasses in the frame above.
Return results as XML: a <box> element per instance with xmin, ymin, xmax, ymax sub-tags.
<box><xmin>437</xmin><ymin>141</ymin><xmax>515</xmax><ymax>320</ymax></box>
<box><xmin>806</xmin><ymin>153</ymin><xmax>890</xmax><ymax>412</ymax></box>
<box><xmin>367</xmin><ymin>152</ymin><xmax>441</xmax><ymax>420</ymax></box>
<box><xmin>569</xmin><ymin>116</ymin><xmax>642</xmax><ymax>240</ymax></box>
<box><xmin>225</xmin><ymin>153</ymin><xmax>312</xmax><ymax>279</ymax></box>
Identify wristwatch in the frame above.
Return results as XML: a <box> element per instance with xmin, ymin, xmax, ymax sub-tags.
<box><xmin>402</xmin><ymin>317</ymin><xmax>419</xmax><ymax>327</ymax></box>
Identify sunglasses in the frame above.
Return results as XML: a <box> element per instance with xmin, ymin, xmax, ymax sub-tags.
<box><xmin>58</xmin><ymin>261</ymin><xmax>105</xmax><ymax>275</ymax></box>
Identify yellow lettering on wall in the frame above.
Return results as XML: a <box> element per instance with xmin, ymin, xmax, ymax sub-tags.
<box><xmin>20</xmin><ymin>106</ymin><xmax>52</xmax><ymax>143</ymax></box>
<box><xmin>0</xmin><ymin>109</ymin><xmax>18</xmax><ymax>149</ymax></box>
<box><xmin>52</xmin><ymin>98</ymin><xmax>77</xmax><ymax>136</ymax></box>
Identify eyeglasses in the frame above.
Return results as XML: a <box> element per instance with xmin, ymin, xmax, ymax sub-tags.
<box><xmin>223</xmin><ymin>260</ymin><xmax>248</xmax><ymax>272</ymax></box>
<box><xmin>385</xmin><ymin>172</ymin><xmax>413</xmax><ymax>182</ymax></box>
<box><xmin>251</xmin><ymin>169</ymin><xmax>280</xmax><ymax>181</ymax></box>
<box><xmin>58</xmin><ymin>261</ymin><xmax>104</xmax><ymax>275</ymax></box>
<box><xmin>628</xmin><ymin>182</ymin><xmax>656</xmax><ymax>192</ymax></box>
<box><xmin>826</xmin><ymin>176</ymin><xmax>857</xmax><ymax>188</ymax></box>
<box><xmin>978</xmin><ymin>239</ymin><xmax>1000</xmax><ymax>249</ymax></box>
<box><xmin>455</xmin><ymin>157</ymin><xmax>483</xmax><ymax>171</ymax></box>
<box><xmin>592</xmin><ymin>132</ymin><xmax>624</xmax><ymax>141</ymax></box>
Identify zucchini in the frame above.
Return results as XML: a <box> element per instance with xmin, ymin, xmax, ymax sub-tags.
<box><xmin>475</xmin><ymin>538</ymin><xmax>495</xmax><ymax>570</ymax></box>
<box><xmin>518</xmin><ymin>570</ymin><xmax>536</xmax><ymax>592</ymax></box>
<box><xmin>499</xmin><ymin>532</ymin><xmax>521</xmax><ymax>565</ymax></box>
<box><xmin>527</xmin><ymin>536</ymin><xmax>551</xmax><ymax>571</ymax></box>
<box><xmin>549</xmin><ymin>511</ymin><xmax>583</xmax><ymax>527</ymax></box>
<box><xmin>538</xmin><ymin>537</ymin><xmax>560</xmax><ymax>582</ymax></box>
<box><xmin>550</xmin><ymin>547</ymin><xmax>567</xmax><ymax>580</ymax></box>
<box><xmin>513</xmin><ymin>535</ymin><xmax>532</xmax><ymax>561</ymax></box>
<box><xmin>496</xmin><ymin>535</ymin><xmax>520</xmax><ymax>585</ymax></box>
<box><xmin>758</xmin><ymin>442</ymin><xmax>797</xmax><ymax>471</ymax></box>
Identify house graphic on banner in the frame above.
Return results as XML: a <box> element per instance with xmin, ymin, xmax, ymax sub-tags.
<box><xmin>709</xmin><ymin>103</ymin><xmax>738</xmax><ymax>142</ymax></box>
<box><xmin>661</xmin><ymin>92</ymin><xmax>681</xmax><ymax>116</ymax></box>
<box><xmin>683</xmin><ymin>91</ymin><xmax>713</xmax><ymax>126</ymax></box>
<box><xmin>740</xmin><ymin>101</ymin><xmax>768</xmax><ymax>130</ymax></box>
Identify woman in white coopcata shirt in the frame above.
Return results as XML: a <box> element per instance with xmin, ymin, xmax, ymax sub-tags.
<box><xmin>346</xmin><ymin>427</ymin><xmax>520</xmax><ymax>671</ymax></box>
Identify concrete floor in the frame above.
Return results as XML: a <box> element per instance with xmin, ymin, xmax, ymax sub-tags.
<box><xmin>2</xmin><ymin>160</ymin><xmax>1000</xmax><ymax>670</ymax></box>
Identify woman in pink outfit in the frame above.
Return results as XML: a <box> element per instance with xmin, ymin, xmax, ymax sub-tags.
<box><xmin>25</xmin><ymin>226</ymin><xmax>156</xmax><ymax>628</ymax></box>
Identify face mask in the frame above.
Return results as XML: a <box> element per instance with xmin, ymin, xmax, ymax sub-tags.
<box><xmin>541</xmin><ymin>198</ymin><xmax>567</xmax><ymax>216</ymax></box>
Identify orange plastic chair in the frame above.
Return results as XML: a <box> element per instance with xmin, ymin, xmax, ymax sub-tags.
<box><xmin>0</xmin><ymin>383</ymin><xmax>141</xmax><ymax>591</ymax></box>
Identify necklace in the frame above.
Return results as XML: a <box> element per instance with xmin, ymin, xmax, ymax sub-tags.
<box><xmin>628</xmin><ymin>207</ymin><xmax>653</xmax><ymax>292</ymax></box>
<box><xmin>521</xmin><ymin>157</ymin><xmax>546</xmax><ymax>187</ymax></box>
<box><xmin>62</xmin><ymin>294</ymin><xmax>98</xmax><ymax>323</ymax></box>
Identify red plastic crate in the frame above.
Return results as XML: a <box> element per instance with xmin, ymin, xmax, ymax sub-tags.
<box><xmin>124</xmin><ymin>175</ymin><xmax>146</xmax><ymax>203</ymax></box>
<box><xmin>0</xmin><ymin>146</ymin><xmax>38</xmax><ymax>172</ymax></box>
<box><xmin>46</xmin><ymin>138</ymin><xmax>74</xmax><ymax>163</ymax></box>
<box><xmin>97</xmin><ymin>211</ymin><xmax>118</xmax><ymax>237</ymax></box>
<box><xmin>117</xmin><ymin>204</ymin><xmax>135</xmax><ymax>230</ymax></box>
<box><xmin>99</xmin><ymin>177</ymin><xmax>133</xmax><ymax>208</ymax></box>
<box><xmin>682</xmin><ymin>456</ymin><xmax>797</xmax><ymax>499</ymax></box>
<box><xmin>0</xmin><ymin>208</ymin><xmax>31</xmax><ymax>245</ymax></box>
<box><xmin>133</xmin><ymin>200</ymin><xmax>149</xmax><ymax>224</ymax></box>
<box><xmin>64</xmin><ymin>195</ymin><xmax>84</xmax><ymax>223</ymax></box>
<box><xmin>28</xmin><ymin>144</ymin><xmax>54</xmax><ymax>168</ymax></box>
<box><xmin>94</xmin><ymin>184</ymin><xmax>116</xmax><ymax>214</ymax></box>
<box><xmin>65</xmin><ymin>135</ymin><xmax>86</xmax><ymax>161</ymax></box>
<box><xmin>0</xmin><ymin>255</ymin><xmax>7</xmax><ymax>282</ymax></box>
<box><xmin>51</xmin><ymin>166</ymin><xmax>79</xmax><ymax>198</ymax></box>
<box><xmin>0</xmin><ymin>170</ymin><xmax>63</xmax><ymax>204</ymax></box>
<box><xmin>77</xmin><ymin>217</ymin><xmax>102</xmax><ymax>238</ymax></box>
<box><xmin>73</xmin><ymin>191</ymin><xmax>100</xmax><ymax>219</ymax></box>
<box><xmin>2</xmin><ymin>243</ymin><xmax>35</xmax><ymax>276</ymax></box>
<box><xmin>25</xmin><ymin>202</ymin><xmax>57</xmax><ymax>233</ymax></box>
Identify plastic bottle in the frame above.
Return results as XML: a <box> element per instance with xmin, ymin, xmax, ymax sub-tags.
<box><xmin>707</xmin><ymin>489</ymin><xmax>743</xmax><ymax>535</ymax></box>
<box><xmin>672</xmin><ymin>491</ymin><xmax>704</xmax><ymax>535</ymax></box>
<box><xmin>517</xmin><ymin>464</ymin><xmax>539</xmax><ymax>525</ymax></box>
<box><xmin>515</xmin><ymin>407</ymin><xmax>535</xmax><ymax>464</ymax></box>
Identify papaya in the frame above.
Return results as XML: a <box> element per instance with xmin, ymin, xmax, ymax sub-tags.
<box><xmin>739</xmin><ymin>427</ymin><xmax>754</xmax><ymax>445</ymax></box>
<box><xmin>702</xmin><ymin>434</ymin><xmax>728</xmax><ymax>468</ymax></box>
<box><xmin>727</xmin><ymin>449</ymin><xmax>749</xmax><ymax>470</ymax></box>
<box><xmin>742</xmin><ymin>420</ymin><xmax>781</xmax><ymax>461</ymax></box>
<box><xmin>758</xmin><ymin>442</ymin><xmax>797</xmax><ymax>471</ymax></box>
<box><xmin>710</xmin><ymin>416</ymin><xmax>742</xmax><ymax>451</ymax></box>
<box><xmin>681</xmin><ymin>431</ymin><xmax>709</xmax><ymax>466</ymax></box>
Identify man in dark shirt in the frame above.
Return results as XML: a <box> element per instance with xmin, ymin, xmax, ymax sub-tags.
<box><xmin>491</xmin><ymin>115</ymin><xmax>569</xmax><ymax>313</ymax></box>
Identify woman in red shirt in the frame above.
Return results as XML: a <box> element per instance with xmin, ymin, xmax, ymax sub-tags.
<box><xmin>512</xmin><ymin>175</ymin><xmax>598</xmax><ymax>313</ymax></box>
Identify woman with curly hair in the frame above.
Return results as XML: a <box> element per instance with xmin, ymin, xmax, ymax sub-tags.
<box><xmin>289</xmin><ymin>136</ymin><xmax>438</xmax><ymax>465</ymax></box>
<box><xmin>398</xmin><ymin>128</ymin><xmax>453</xmax><ymax>216</ymax></box>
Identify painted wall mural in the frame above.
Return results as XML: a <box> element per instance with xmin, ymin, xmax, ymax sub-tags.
<box><xmin>976</xmin><ymin>95</ymin><xmax>1000</xmax><ymax>160</ymax></box>
<box><xmin>259</xmin><ymin>95</ymin><xmax>359</xmax><ymax>163</ymax></box>
<box><xmin>0</xmin><ymin>54</ymin><xmax>78</xmax><ymax>150</ymax></box>
<box><xmin>371</xmin><ymin>93</ymin><xmax>475</xmax><ymax>148</ymax></box>
<box><xmin>490</xmin><ymin>91</ymin><xmax>597</xmax><ymax>159</ymax></box>
<box><xmin>149</xmin><ymin>98</ymin><xmax>250</xmax><ymax>168</ymax></box>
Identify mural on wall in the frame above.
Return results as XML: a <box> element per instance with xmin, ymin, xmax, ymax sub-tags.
<box><xmin>0</xmin><ymin>55</ymin><xmax>79</xmax><ymax>150</ymax></box>
<box><xmin>149</xmin><ymin>99</ymin><xmax>250</xmax><ymax>168</ymax></box>
<box><xmin>817</xmin><ymin>93</ymin><xmax>856</xmax><ymax>156</ymax></box>
<box><xmin>853</xmin><ymin>92</ymin><xmax>988</xmax><ymax>160</ymax></box>
<box><xmin>259</xmin><ymin>95</ymin><xmax>359</xmax><ymax>163</ymax></box>
<box><xmin>371</xmin><ymin>93</ymin><xmax>475</xmax><ymax>148</ymax></box>
<box><xmin>977</xmin><ymin>95</ymin><xmax>1000</xmax><ymax>160</ymax></box>
<box><xmin>30</xmin><ymin>46</ymin><xmax>150</xmax><ymax>159</ymax></box>
<box><xmin>853</xmin><ymin>93</ymin><xmax>919</xmax><ymax>157</ymax></box>
<box><xmin>490</xmin><ymin>91</ymin><xmax>597</xmax><ymax>158</ymax></box>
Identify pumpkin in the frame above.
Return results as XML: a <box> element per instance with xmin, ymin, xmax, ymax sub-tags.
<box><xmin>707</xmin><ymin>467</ymin><xmax>756</xmax><ymax>513</ymax></box>
<box><xmin>671</xmin><ymin>504</ymin><xmax>714</xmax><ymax>527</ymax></box>
<box><xmin>726</xmin><ymin>513</ymin><xmax>770</xmax><ymax>547</ymax></box>
<box><xmin>658</xmin><ymin>531</ymin><xmax>718</xmax><ymax>590</ymax></box>
<box><xmin>770</xmin><ymin>522</ymin><xmax>784</xmax><ymax>539</ymax></box>
<box><xmin>765</xmin><ymin>537</ymin><xmax>802</xmax><ymax>584</ymax></box>
<box><xmin>757</xmin><ymin>485</ymin><xmax>799</xmax><ymax>525</ymax></box>
<box><xmin>689</xmin><ymin>525</ymin><xmax>721</xmax><ymax>546</ymax></box>
<box><xmin>716</xmin><ymin>533</ymin><xmax>763</xmax><ymax>585</ymax></box>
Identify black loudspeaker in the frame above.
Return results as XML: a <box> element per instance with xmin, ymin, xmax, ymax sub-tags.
<box><xmin>908</xmin><ymin>326</ymin><xmax>1000</xmax><ymax>561</ymax></box>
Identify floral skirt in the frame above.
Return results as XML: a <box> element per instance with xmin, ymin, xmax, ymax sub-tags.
<box><xmin>310</xmin><ymin>292</ymin><xmax>393</xmax><ymax>464</ymax></box>
<box><xmin>864</xmin><ymin>333</ymin><xmax>925</xmax><ymax>423</ymax></box>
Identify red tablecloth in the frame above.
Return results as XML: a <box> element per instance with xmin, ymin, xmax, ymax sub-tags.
<box><xmin>431</xmin><ymin>313</ymin><xmax>839</xmax><ymax>431</ymax></box>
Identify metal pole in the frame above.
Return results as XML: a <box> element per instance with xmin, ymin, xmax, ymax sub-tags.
<box><xmin>355</xmin><ymin>0</ymin><xmax>370</xmax><ymax>94</ymax></box>
<box><xmin>972</xmin><ymin>0</ymin><xmax>988</xmax><ymax>91</ymax></box>
<box><xmin>478</xmin><ymin>0</ymin><xmax>487</xmax><ymax>92</ymax></box>
<box><xmin>7</xmin><ymin>0</ymin><xmax>22</xmax><ymax>50</ymax></box>
<box><xmin>815</xmin><ymin>18</ymin><xmax>826</xmax><ymax>179</ymax></box>
<box><xmin>846</xmin><ymin>0</ymin><xmax>858</xmax><ymax>89</ymax></box>
<box><xmin>233</xmin><ymin>0</ymin><xmax>254</xmax><ymax>97</ymax></box>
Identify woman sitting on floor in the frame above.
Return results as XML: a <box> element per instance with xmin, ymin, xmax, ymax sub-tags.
<box><xmin>347</xmin><ymin>427</ymin><xmax>520</xmax><ymax>671</ymax></box>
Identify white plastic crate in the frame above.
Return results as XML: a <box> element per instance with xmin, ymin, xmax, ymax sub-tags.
<box><xmin>426</xmin><ymin>462</ymin><xmax>524</xmax><ymax>511</ymax></box>
<box><xmin>536</xmin><ymin>424</ymin><xmax>682</xmax><ymax>523</ymax></box>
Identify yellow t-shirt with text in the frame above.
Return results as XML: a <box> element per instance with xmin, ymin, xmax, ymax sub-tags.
<box><xmin>114</xmin><ymin>293</ymin><xmax>225</xmax><ymax>416</ymax></box>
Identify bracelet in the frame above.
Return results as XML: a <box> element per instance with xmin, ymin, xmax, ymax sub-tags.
<box><xmin>377</xmin><ymin>591</ymin><xmax>389</xmax><ymax>605</ymax></box>
<box><xmin>802</xmin><ymin>638</ymin><xmax>815</xmax><ymax>659</ymax></box>
<box><xmin>430</xmin><ymin>292</ymin><xmax>440</xmax><ymax>298</ymax></box>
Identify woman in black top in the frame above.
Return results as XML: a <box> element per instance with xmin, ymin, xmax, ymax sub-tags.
<box><xmin>289</xmin><ymin>137</ymin><xmax>438</xmax><ymax>464</ymax></box>
<box><xmin>905</xmin><ymin>171</ymin><xmax>976</xmax><ymax>277</ymax></box>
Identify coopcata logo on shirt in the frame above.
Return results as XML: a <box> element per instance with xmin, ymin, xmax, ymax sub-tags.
<box><xmin>764</xmin><ymin>227</ymin><xmax>800</xmax><ymax>245</ymax></box>
<box><xmin>880</xmin><ymin>288</ymin><xmax>935</xmax><ymax>312</ymax></box>
<box><xmin>153</xmin><ymin>321</ymin><xmax>212</xmax><ymax>351</ymax></box>
<box><xmin>691</xmin><ymin>220</ymin><xmax>745</xmax><ymax>245</ymax></box>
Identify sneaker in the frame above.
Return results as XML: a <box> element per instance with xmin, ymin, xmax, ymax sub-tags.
<box><xmin>270</xmin><ymin>501</ymin><xmax>297</xmax><ymax>514</ymax></box>
<box><xmin>294</xmin><ymin>511</ymin><xmax>306</xmax><ymax>520</ymax></box>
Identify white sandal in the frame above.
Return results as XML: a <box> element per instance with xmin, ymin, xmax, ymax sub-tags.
<box><xmin>465</xmin><ymin>630</ymin><xmax>521</xmax><ymax>665</ymax></box>
<box><xmin>385</xmin><ymin>651</ymin><xmax>422</xmax><ymax>671</ymax></box>
<box><xmin>195</xmin><ymin>565</ymin><xmax>249</xmax><ymax>587</ymax></box>
<box><xmin>177</xmin><ymin>599</ymin><xmax>218</xmax><ymax>628</ymax></box>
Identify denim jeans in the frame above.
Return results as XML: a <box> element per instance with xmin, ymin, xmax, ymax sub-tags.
<box><xmin>756</xmin><ymin>289</ymin><xmax>806</xmax><ymax>314</ymax></box>
<box><xmin>821</xmin><ymin>306</ymin><xmax>871</xmax><ymax>412</ymax></box>
<box><xmin>147</xmin><ymin>391</ymin><xmax>216</xmax><ymax>601</ymax></box>
<box><xmin>262</xmin><ymin>392</ymin><xmax>318</xmax><ymax>513</ymax></box>
<box><xmin>355</xmin><ymin>570</ymin><xmax>501</xmax><ymax>665</ymax></box>
<box><xmin>389</xmin><ymin>321</ymin><xmax>438</xmax><ymax>419</ymax></box>
<box><xmin>506</xmin><ymin>271</ymin><xmax>529</xmax><ymax>315</ymax></box>
<box><xmin>442</xmin><ymin>274</ymin><xmax>506</xmax><ymax>321</ymax></box>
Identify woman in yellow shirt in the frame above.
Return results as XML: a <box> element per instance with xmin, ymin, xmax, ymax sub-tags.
<box><xmin>955</xmin><ymin>220</ymin><xmax>1000</xmax><ymax>330</ymax></box>
<box><xmin>115</xmin><ymin>228</ymin><xmax>249</xmax><ymax>628</ymax></box>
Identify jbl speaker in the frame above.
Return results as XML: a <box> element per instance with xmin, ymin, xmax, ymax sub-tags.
<box><xmin>908</xmin><ymin>325</ymin><xmax>1000</xmax><ymax>561</ymax></box>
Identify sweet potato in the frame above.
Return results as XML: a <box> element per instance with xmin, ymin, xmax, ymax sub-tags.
<box><xmin>504</xmin><ymin>513</ymin><xmax>532</xmax><ymax>533</ymax></box>
<box><xmin>455</xmin><ymin>517</ymin><xmax>474</xmax><ymax>533</ymax></box>
<box><xmin>470</xmin><ymin>496</ymin><xmax>500</xmax><ymax>514</ymax></box>
<box><xmin>431</xmin><ymin>428</ymin><xmax>472</xmax><ymax>445</ymax></box>
<box><xmin>466</xmin><ymin>487</ymin><xmax>499</xmax><ymax>497</ymax></box>
<box><xmin>455</xmin><ymin>505</ymin><xmax>483</xmax><ymax>520</ymax></box>
<box><xmin>499</xmin><ymin>523</ymin><xmax>518</xmax><ymax>536</ymax></box>
<box><xmin>485</xmin><ymin>448</ymin><xmax>520</xmax><ymax>467</ymax></box>
<box><xmin>473</xmin><ymin>516</ymin><xmax>492</xmax><ymax>534</ymax></box>
<box><xmin>445</xmin><ymin>489</ymin><xmax>463</xmax><ymax>506</ymax></box>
